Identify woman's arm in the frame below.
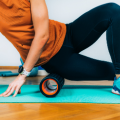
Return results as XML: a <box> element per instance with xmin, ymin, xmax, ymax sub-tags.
<box><xmin>22</xmin><ymin>0</ymin><xmax>49</xmax><ymax>77</ymax></box>
<box><xmin>0</xmin><ymin>0</ymin><xmax>49</xmax><ymax>97</ymax></box>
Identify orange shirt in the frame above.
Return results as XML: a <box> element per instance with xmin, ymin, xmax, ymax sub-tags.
<box><xmin>0</xmin><ymin>0</ymin><xmax>66</xmax><ymax>67</ymax></box>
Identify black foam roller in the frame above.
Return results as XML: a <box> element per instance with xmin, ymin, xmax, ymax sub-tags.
<box><xmin>39</xmin><ymin>73</ymin><xmax>65</xmax><ymax>97</ymax></box>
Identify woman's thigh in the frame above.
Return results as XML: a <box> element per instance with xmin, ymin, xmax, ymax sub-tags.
<box><xmin>68</xmin><ymin>2</ymin><xmax>120</xmax><ymax>53</ymax></box>
<box><xmin>57</xmin><ymin>53</ymin><xmax>115</xmax><ymax>81</ymax></box>
<box><xmin>41</xmin><ymin>45</ymin><xmax>115</xmax><ymax>81</ymax></box>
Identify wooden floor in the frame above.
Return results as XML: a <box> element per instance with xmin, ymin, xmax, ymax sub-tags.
<box><xmin>0</xmin><ymin>69</ymin><xmax>120</xmax><ymax>120</ymax></box>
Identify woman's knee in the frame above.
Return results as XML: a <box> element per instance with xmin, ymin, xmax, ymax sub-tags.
<box><xmin>102</xmin><ymin>2</ymin><xmax>120</xmax><ymax>15</ymax></box>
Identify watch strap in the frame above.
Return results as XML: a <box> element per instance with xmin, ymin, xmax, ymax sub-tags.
<box><xmin>20</xmin><ymin>67</ymin><xmax>31</xmax><ymax>76</ymax></box>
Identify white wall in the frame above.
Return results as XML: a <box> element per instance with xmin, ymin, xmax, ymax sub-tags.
<box><xmin>0</xmin><ymin>0</ymin><xmax>120</xmax><ymax>66</ymax></box>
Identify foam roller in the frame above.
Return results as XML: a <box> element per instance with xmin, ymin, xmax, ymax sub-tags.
<box><xmin>39</xmin><ymin>73</ymin><xmax>65</xmax><ymax>97</ymax></box>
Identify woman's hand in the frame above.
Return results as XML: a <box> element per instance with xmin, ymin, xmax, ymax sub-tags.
<box><xmin>0</xmin><ymin>74</ymin><xmax>27</xmax><ymax>97</ymax></box>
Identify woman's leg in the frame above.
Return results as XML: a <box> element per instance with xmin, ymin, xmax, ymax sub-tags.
<box><xmin>42</xmin><ymin>2</ymin><xmax>120</xmax><ymax>81</ymax></box>
<box><xmin>41</xmin><ymin>44</ymin><xmax>115</xmax><ymax>80</ymax></box>
<box><xmin>67</xmin><ymin>2</ymin><xmax>120</xmax><ymax>79</ymax></box>
<box><xmin>57</xmin><ymin>52</ymin><xmax>115</xmax><ymax>80</ymax></box>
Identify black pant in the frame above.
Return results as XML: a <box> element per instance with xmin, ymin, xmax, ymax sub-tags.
<box><xmin>41</xmin><ymin>2</ymin><xmax>120</xmax><ymax>81</ymax></box>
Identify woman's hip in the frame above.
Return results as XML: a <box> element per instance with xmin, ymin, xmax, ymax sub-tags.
<box><xmin>41</xmin><ymin>23</ymin><xmax>74</xmax><ymax>73</ymax></box>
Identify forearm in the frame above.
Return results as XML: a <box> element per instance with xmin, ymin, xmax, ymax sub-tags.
<box><xmin>23</xmin><ymin>36</ymin><xmax>49</xmax><ymax>73</ymax></box>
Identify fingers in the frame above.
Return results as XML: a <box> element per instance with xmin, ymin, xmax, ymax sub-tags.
<box><xmin>0</xmin><ymin>85</ymin><xmax>12</xmax><ymax>97</ymax></box>
<box><xmin>4</xmin><ymin>86</ymin><xmax>16</xmax><ymax>97</ymax></box>
<box><xmin>0</xmin><ymin>85</ymin><xmax>21</xmax><ymax>97</ymax></box>
<box><xmin>13</xmin><ymin>86</ymin><xmax>21</xmax><ymax>97</ymax></box>
<box><xmin>18</xmin><ymin>88</ymin><xmax>21</xmax><ymax>94</ymax></box>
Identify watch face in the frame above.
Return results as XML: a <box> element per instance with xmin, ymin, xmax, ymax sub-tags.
<box><xmin>18</xmin><ymin>66</ymin><xmax>23</xmax><ymax>73</ymax></box>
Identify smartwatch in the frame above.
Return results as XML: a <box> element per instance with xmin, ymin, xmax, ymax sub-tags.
<box><xmin>18</xmin><ymin>65</ymin><xmax>31</xmax><ymax>76</ymax></box>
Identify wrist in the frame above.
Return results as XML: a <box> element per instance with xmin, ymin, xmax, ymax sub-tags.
<box><xmin>18</xmin><ymin>65</ymin><xmax>31</xmax><ymax>77</ymax></box>
<box><xmin>23</xmin><ymin>65</ymin><xmax>31</xmax><ymax>72</ymax></box>
<box><xmin>18</xmin><ymin>74</ymin><xmax>27</xmax><ymax>79</ymax></box>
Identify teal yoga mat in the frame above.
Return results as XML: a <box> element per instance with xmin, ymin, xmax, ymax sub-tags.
<box><xmin>0</xmin><ymin>85</ymin><xmax>120</xmax><ymax>103</ymax></box>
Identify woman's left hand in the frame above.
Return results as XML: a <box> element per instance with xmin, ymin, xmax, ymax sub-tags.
<box><xmin>0</xmin><ymin>74</ymin><xmax>27</xmax><ymax>97</ymax></box>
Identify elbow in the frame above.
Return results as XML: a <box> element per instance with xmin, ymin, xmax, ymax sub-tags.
<box><xmin>41</xmin><ymin>34</ymin><xmax>49</xmax><ymax>45</ymax></box>
<box><xmin>36</xmin><ymin>33</ymin><xmax>49</xmax><ymax>42</ymax></box>
<box><xmin>34</xmin><ymin>32</ymin><xmax>49</xmax><ymax>46</ymax></box>
<box><xmin>44</xmin><ymin>34</ymin><xmax>49</xmax><ymax>43</ymax></box>
<box><xmin>46</xmin><ymin>32</ymin><xmax>49</xmax><ymax>40</ymax></box>
<box><xmin>46</xmin><ymin>34</ymin><xmax>49</xmax><ymax>40</ymax></box>
<box><xmin>41</xmin><ymin>33</ymin><xmax>49</xmax><ymax>41</ymax></box>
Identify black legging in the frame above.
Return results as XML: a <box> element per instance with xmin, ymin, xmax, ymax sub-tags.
<box><xmin>41</xmin><ymin>2</ymin><xmax>120</xmax><ymax>81</ymax></box>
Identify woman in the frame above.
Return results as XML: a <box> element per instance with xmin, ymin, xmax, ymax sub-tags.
<box><xmin>0</xmin><ymin>0</ymin><xmax>120</xmax><ymax>97</ymax></box>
